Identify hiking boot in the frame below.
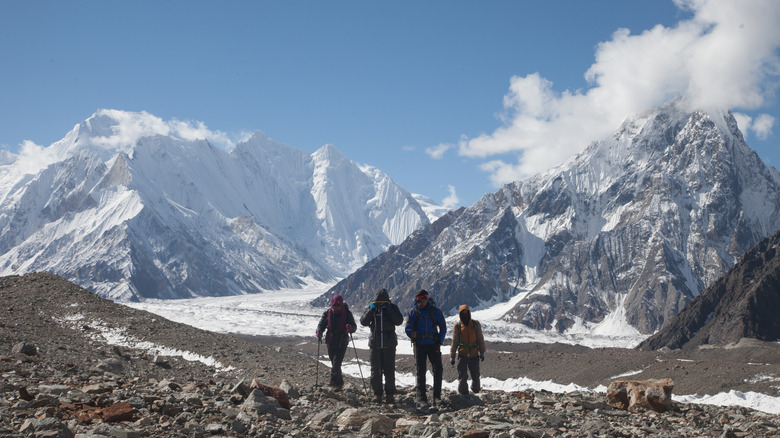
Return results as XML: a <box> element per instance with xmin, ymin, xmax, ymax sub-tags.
<box><xmin>373</xmin><ymin>395</ymin><xmax>383</xmax><ymax>404</ymax></box>
<box><xmin>385</xmin><ymin>394</ymin><xmax>395</xmax><ymax>404</ymax></box>
<box><xmin>432</xmin><ymin>397</ymin><xmax>442</xmax><ymax>408</ymax></box>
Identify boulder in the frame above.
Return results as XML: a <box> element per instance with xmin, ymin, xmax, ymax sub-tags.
<box><xmin>250</xmin><ymin>378</ymin><xmax>290</xmax><ymax>409</ymax></box>
<box><xmin>102</xmin><ymin>401</ymin><xmax>135</xmax><ymax>423</ymax></box>
<box><xmin>12</xmin><ymin>342</ymin><xmax>37</xmax><ymax>356</ymax></box>
<box><xmin>606</xmin><ymin>378</ymin><xmax>674</xmax><ymax>413</ymax></box>
<box><xmin>241</xmin><ymin>389</ymin><xmax>291</xmax><ymax>420</ymax></box>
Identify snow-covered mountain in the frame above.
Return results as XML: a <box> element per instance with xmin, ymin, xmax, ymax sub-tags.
<box><xmin>322</xmin><ymin>101</ymin><xmax>780</xmax><ymax>335</ymax></box>
<box><xmin>0</xmin><ymin>110</ymin><xmax>435</xmax><ymax>301</ymax></box>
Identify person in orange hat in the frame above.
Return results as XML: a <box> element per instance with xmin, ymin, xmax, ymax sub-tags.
<box><xmin>449</xmin><ymin>304</ymin><xmax>486</xmax><ymax>394</ymax></box>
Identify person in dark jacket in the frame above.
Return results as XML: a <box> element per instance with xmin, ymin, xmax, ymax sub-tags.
<box><xmin>360</xmin><ymin>288</ymin><xmax>404</xmax><ymax>404</ymax></box>
<box><xmin>316</xmin><ymin>294</ymin><xmax>356</xmax><ymax>390</ymax></box>
<box><xmin>405</xmin><ymin>289</ymin><xmax>446</xmax><ymax>407</ymax></box>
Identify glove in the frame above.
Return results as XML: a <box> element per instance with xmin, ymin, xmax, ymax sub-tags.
<box><xmin>450</xmin><ymin>357</ymin><xmax>455</xmax><ymax>366</ymax></box>
<box><xmin>316</xmin><ymin>331</ymin><xmax>322</xmax><ymax>340</ymax></box>
<box><xmin>480</xmin><ymin>352</ymin><xmax>485</xmax><ymax>362</ymax></box>
<box><xmin>346</xmin><ymin>324</ymin><xmax>354</xmax><ymax>333</ymax></box>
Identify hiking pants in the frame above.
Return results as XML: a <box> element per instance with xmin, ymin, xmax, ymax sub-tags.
<box><xmin>327</xmin><ymin>336</ymin><xmax>348</xmax><ymax>387</ymax></box>
<box><xmin>414</xmin><ymin>343</ymin><xmax>443</xmax><ymax>401</ymax></box>
<box><xmin>370</xmin><ymin>348</ymin><xmax>396</xmax><ymax>397</ymax></box>
<box><xmin>457</xmin><ymin>355</ymin><xmax>481</xmax><ymax>394</ymax></box>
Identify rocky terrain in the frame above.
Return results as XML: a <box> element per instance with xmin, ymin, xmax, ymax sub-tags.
<box><xmin>2</xmin><ymin>273</ymin><xmax>780</xmax><ymax>437</ymax></box>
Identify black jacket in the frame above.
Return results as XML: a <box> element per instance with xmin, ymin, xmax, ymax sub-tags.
<box><xmin>360</xmin><ymin>289</ymin><xmax>404</xmax><ymax>349</ymax></box>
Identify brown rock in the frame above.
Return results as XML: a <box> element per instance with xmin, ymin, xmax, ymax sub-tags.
<box><xmin>19</xmin><ymin>386</ymin><xmax>34</xmax><ymax>401</ymax></box>
<box><xmin>101</xmin><ymin>401</ymin><xmax>135</xmax><ymax>423</ymax></box>
<box><xmin>251</xmin><ymin>378</ymin><xmax>290</xmax><ymax>409</ymax></box>
<box><xmin>606</xmin><ymin>378</ymin><xmax>674</xmax><ymax>413</ymax></box>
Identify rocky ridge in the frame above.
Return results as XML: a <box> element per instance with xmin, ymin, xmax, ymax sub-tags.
<box><xmin>324</xmin><ymin>104</ymin><xmax>780</xmax><ymax>336</ymax></box>
<box><xmin>2</xmin><ymin>273</ymin><xmax>780</xmax><ymax>437</ymax></box>
<box><xmin>639</xmin><ymin>228</ymin><xmax>780</xmax><ymax>350</ymax></box>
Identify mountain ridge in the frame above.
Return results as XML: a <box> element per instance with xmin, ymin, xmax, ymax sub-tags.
<box><xmin>638</xmin><ymin>228</ymin><xmax>780</xmax><ymax>350</ymax></box>
<box><xmin>325</xmin><ymin>101</ymin><xmax>780</xmax><ymax>336</ymax></box>
<box><xmin>0</xmin><ymin>110</ymin><xmax>437</xmax><ymax>300</ymax></box>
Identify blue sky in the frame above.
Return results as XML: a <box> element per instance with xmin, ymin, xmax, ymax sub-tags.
<box><xmin>1</xmin><ymin>1</ymin><xmax>778</xmax><ymax>209</ymax></box>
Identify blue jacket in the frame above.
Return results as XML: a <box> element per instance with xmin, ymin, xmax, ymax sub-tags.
<box><xmin>405</xmin><ymin>302</ymin><xmax>447</xmax><ymax>345</ymax></box>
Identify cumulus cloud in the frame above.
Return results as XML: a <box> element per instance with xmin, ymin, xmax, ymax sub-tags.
<box><xmin>460</xmin><ymin>0</ymin><xmax>780</xmax><ymax>186</ymax></box>
<box><xmin>426</xmin><ymin>143</ymin><xmax>452</xmax><ymax>159</ymax></box>
<box><xmin>752</xmin><ymin>114</ymin><xmax>776</xmax><ymax>140</ymax></box>
<box><xmin>734</xmin><ymin>112</ymin><xmax>776</xmax><ymax>140</ymax></box>
<box><xmin>441</xmin><ymin>185</ymin><xmax>460</xmax><ymax>210</ymax></box>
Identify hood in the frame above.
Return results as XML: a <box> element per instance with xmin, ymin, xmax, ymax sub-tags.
<box><xmin>375</xmin><ymin>288</ymin><xmax>390</xmax><ymax>302</ymax></box>
<box><xmin>459</xmin><ymin>304</ymin><xmax>471</xmax><ymax>323</ymax></box>
<box><xmin>332</xmin><ymin>294</ymin><xmax>344</xmax><ymax>307</ymax></box>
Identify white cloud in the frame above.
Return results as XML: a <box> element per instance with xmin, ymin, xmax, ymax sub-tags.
<box><xmin>402</xmin><ymin>145</ymin><xmax>415</xmax><ymax>152</ymax></box>
<box><xmin>732</xmin><ymin>112</ymin><xmax>753</xmax><ymax>138</ymax></box>
<box><xmin>441</xmin><ymin>185</ymin><xmax>460</xmax><ymax>210</ymax></box>
<box><xmin>426</xmin><ymin>143</ymin><xmax>452</xmax><ymax>159</ymax></box>
<box><xmin>733</xmin><ymin>112</ymin><xmax>776</xmax><ymax>140</ymax></box>
<box><xmin>90</xmin><ymin>109</ymin><xmax>234</xmax><ymax>151</ymax></box>
<box><xmin>16</xmin><ymin>140</ymin><xmax>61</xmax><ymax>175</ymax></box>
<box><xmin>461</xmin><ymin>0</ymin><xmax>780</xmax><ymax>186</ymax></box>
<box><xmin>752</xmin><ymin>114</ymin><xmax>775</xmax><ymax>140</ymax></box>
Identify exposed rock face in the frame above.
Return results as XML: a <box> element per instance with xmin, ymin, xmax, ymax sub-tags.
<box><xmin>324</xmin><ymin>103</ymin><xmax>780</xmax><ymax>334</ymax></box>
<box><xmin>313</xmin><ymin>208</ymin><xmax>466</xmax><ymax>309</ymax></box>
<box><xmin>639</xmin><ymin>228</ymin><xmax>780</xmax><ymax>350</ymax></box>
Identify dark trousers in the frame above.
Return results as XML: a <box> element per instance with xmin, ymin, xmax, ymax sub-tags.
<box><xmin>370</xmin><ymin>348</ymin><xmax>396</xmax><ymax>397</ymax></box>
<box><xmin>327</xmin><ymin>336</ymin><xmax>348</xmax><ymax>387</ymax></box>
<box><xmin>457</xmin><ymin>355</ymin><xmax>481</xmax><ymax>394</ymax></box>
<box><xmin>414</xmin><ymin>343</ymin><xmax>443</xmax><ymax>401</ymax></box>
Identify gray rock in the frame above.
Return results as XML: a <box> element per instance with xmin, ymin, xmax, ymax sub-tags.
<box><xmin>12</xmin><ymin>342</ymin><xmax>37</xmax><ymax>356</ymax></box>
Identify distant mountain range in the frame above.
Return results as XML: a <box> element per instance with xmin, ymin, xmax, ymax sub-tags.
<box><xmin>0</xmin><ymin>110</ymin><xmax>442</xmax><ymax>301</ymax></box>
<box><xmin>322</xmin><ymin>101</ymin><xmax>780</xmax><ymax>336</ymax></box>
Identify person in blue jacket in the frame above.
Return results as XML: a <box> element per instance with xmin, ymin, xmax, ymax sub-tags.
<box><xmin>405</xmin><ymin>289</ymin><xmax>447</xmax><ymax>407</ymax></box>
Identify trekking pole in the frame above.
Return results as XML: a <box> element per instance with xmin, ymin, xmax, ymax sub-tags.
<box><xmin>315</xmin><ymin>337</ymin><xmax>321</xmax><ymax>387</ymax></box>
<box><xmin>349</xmin><ymin>332</ymin><xmax>368</xmax><ymax>394</ymax></box>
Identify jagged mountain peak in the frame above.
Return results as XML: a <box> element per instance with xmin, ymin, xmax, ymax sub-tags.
<box><xmin>0</xmin><ymin>110</ymin><xmax>438</xmax><ymax>300</ymax></box>
<box><xmin>312</xmin><ymin>143</ymin><xmax>349</xmax><ymax>166</ymax></box>
<box><xmin>326</xmin><ymin>102</ymin><xmax>780</xmax><ymax>338</ymax></box>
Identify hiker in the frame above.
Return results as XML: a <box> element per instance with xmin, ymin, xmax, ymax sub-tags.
<box><xmin>316</xmin><ymin>294</ymin><xmax>356</xmax><ymax>390</ymax></box>
<box><xmin>449</xmin><ymin>304</ymin><xmax>486</xmax><ymax>395</ymax></box>
<box><xmin>360</xmin><ymin>288</ymin><xmax>404</xmax><ymax>404</ymax></box>
<box><xmin>405</xmin><ymin>289</ymin><xmax>446</xmax><ymax>407</ymax></box>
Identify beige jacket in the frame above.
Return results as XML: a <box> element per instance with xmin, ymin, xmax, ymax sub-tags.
<box><xmin>449</xmin><ymin>304</ymin><xmax>486</xmax><ymax>359</ymax></box>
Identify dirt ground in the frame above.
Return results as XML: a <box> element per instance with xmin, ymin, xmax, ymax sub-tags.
<box><xmin>237</xmin><ymin>334</ymin><xmax>780</xmax><ymax>398</ymax></box>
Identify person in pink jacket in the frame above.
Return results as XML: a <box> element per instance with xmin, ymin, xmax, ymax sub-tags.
<box><xmin>316</xmin><ymin>294</ymin><xmax>356</xmax><ymax>390</ymax></box>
